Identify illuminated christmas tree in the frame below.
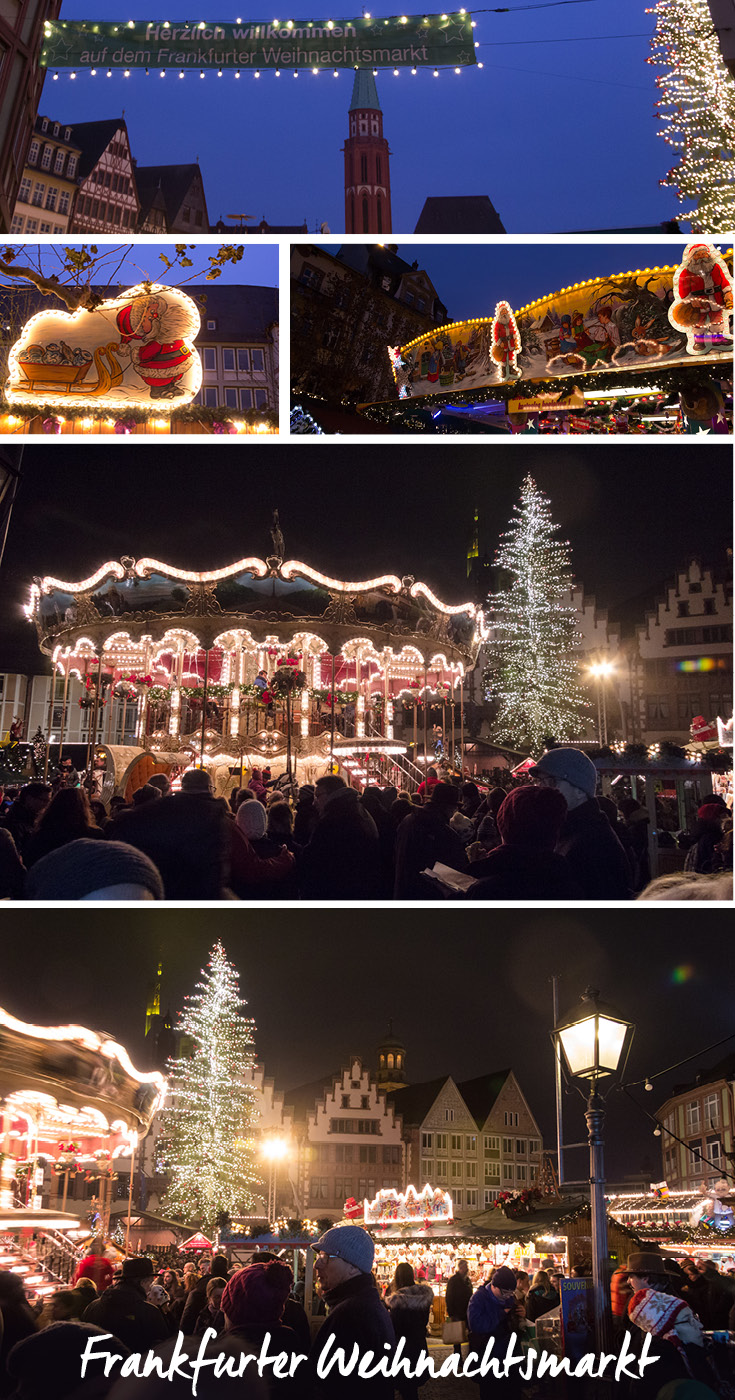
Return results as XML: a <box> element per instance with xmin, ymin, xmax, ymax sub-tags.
<box><xmin>484</xmin><ymin>476</ymin><xmax>589</xmax><ymax>753</ymax></box>
<box><xmin>648</xmin><ymin>0</ymin><xmax>735</xmax><ymax>230</ymax></box>
<box><xmin>160</xmin><ymin>943</ymin><xmax>260</xmax><ymax>1231</ymax></box>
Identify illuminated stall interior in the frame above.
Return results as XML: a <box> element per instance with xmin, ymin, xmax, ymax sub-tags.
<box><xmin>608</xmin><ymin>1189</ymin><xmax>735</xmax><ymax>1269</ymax></box>
<box><xmin>28</xmin><ymin>550</ymin><xmax>486</xmax><ymax>797</ymax></box>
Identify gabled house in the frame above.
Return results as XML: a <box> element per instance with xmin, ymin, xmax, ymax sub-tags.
<box><xmin>67</xmin><ymin>118</ymin><xmax>139</xmax><ymax>232</ymax></box>
<box><xmin>133</xmin><ymin>163</ymin><xmax>209</xmax><ymax>233</ymax></box>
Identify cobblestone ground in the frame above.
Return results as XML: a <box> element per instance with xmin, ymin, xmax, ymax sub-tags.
<box><xmin>408</xmin><ymin>1342</ymin><xmax>480</xmax><ymax>1398</ymax></box>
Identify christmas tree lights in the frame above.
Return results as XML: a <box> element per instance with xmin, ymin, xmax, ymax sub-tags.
<box><xmin>648</xmin><ymin>0</ymin><xmax>735</xmax><ymax>230</ymax></box>
<box><xmin>160</xmin><ymin>943</ymin><xmax>261</xmax><ymax>1230</ymax></box>
<box><xmin>484</xmin><ymin>476</ymin><xmax>589</xmax><ymax>752</ymax></box>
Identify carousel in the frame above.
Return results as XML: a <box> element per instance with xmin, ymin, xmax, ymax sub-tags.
<box><xmin>0</xmin><ymin>1006</ymin><xmax>165</xmax><ymax>1294</ymax></box>
<box><xmin>27</xmin><ymin>521</ymin><xmax>487</xmax><ymax>798</ymax></box>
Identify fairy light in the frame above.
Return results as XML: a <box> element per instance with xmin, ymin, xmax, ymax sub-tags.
<box><xmin>158</xmin><ymin>943</ymin><xmax>261</xmax><ymax>1230</ymax></box>
<box><xmin>648</xmin><ymin>0</ymin><xmax>735</xmax><ymax>229</ymax></box>
<box><xmin>483</xmin><ymin>475</ymin><xmax>590</xmax><ymax>750</ymax></box>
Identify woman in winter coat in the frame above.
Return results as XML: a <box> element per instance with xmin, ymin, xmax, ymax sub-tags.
<box><xmin>384</xmin><ymin>1263</ymin><xmax>434</xmax><ymax>1400</ymax></box>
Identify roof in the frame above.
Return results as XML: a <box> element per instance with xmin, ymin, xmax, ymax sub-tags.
<box><xmin>667</xmin><ymin>1051</ymin><xmax>735</xmax><ymax>1100</ymax></box>
<box><xmin>283</xmin><ymin>1074</ymin><xmax>336</xmax><ymax>1120</ymax></box>
<box><xmin>134</xmin><ymin>164</ymin><xmax>205</xmax><ymax>226</ymax></box>
<box><xmin>349</xmin><ymin>68</ymin><xmax>382</xmax><ymax>112</ymax></box>
<box><xmin>186</xmin><ymin>284</ymin><xmax>278</xmax><ymax>340</ymax></box>
<box><xmin>66</xmin><ymin>119</ymin><xmax>128</xmax><ymax>179</ymax></box>
<box><xmin>385</xmin><ymin>1077</ymin><xmax>450</xmax><ymax>1125</ymax></box>
<box><xmin>456</xmin><ymin>1071</ymin><xmax>512</xmax><ymax>1128</ymax></box>
<box><xmin>414</xmin><ymin>196</ymin><xmax>506</xmax><ymax>234</ymax></box>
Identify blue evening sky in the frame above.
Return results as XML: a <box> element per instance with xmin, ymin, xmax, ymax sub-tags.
<box><xmin>48</xmin><ymin>0</ymin><xmax>680</xmax><ymax>233</ymax></box>
<box><xmin>353</xmin><ymin>240</ymin><xmax>721</xmax><ymax>320</ymax></box>
<box><xmin>12</xmin><ymin>241</ymin><xmax>279</xmax><ymax>285</ymax></box>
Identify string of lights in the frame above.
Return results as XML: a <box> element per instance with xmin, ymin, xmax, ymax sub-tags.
<box><xmin>621</xmin><ymin>1086</ymin><xmax>735</xmax><ymax>1186</ymax></box>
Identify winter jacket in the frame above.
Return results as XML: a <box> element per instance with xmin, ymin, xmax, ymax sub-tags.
<box><xmin>230</xmin><ymin>825</ymin><xmax>296</xmax><ymax>898</ymax></box>
<box><xmin>106</xmin><ymin>792</ymin><xmax>232</xmax><ymax>899</ymax></box>
<box><xmin>445</xmin><ymin>1272</ymin><xmax>473</xmax><ymax>1322</ymax></box>
<box><xmin>385</xmin><ymin>1283</ymin><xmax>434</xmax><ymax>1367</ymax></box>
<box><xmin>467</xmin><ymin>844</ymin><xmax>582</xmax><ymax>900</ymax></box>
<box><xmin>299</xmin><ymin>789</ymin><xmax>382</xmax><ymax>900</ymax></box>
<box><xmin>467</xmin><ymin>1285</ymin><xmax>520</xmax><ymax>1373</ymax></box>
<box><xmin>0</xmin><ymin>828</ymin><xmax>24</xmax><ymax>899</ymax></box>
<box><xmin>310</xmin><ymin>1271</ymin><xmax>395</xmax><ymax>1398</ymax></box>
<box><xmin>555</xmin><ymin>799</ymin><xmax>633</xmax><ymax>900</ymax></box>
<box><xmin>83</xmin><ymin>1280</ymin><xmax>170</xmax><ymax>1352</ymax></box>
<box><xmin>525</xmin><ymin>1284</ymin><xmax>560</xmax><ymax>1322</ymax></box>
<box><xmin>394</xmin><ymin>804</ymin><xmax>468</xmax><ymax>899</ymax></box>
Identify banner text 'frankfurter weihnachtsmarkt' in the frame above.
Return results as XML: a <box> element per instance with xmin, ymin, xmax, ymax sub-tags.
<box><xmin>41</xmin><ymin>14</ymin><xmax>477</xmax><ymax>70</ymax></box>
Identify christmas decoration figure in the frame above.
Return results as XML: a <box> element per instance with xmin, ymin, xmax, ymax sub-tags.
<box><xmin>649</xmin><ymin>0</ymin><xmax>735</xmax><ymax>230</ymax></box>
<box><xmin>116</xmin><ymin>292</ymin><xmax>196</xmax><ymax>398</ymax></box>
<box><xmin>483</xmin><ymin>476</ymin><xmax>589</xmax><ymax>751</ymax></box>
<box><xmin>160</xmin><ymin>942</ymin><xmax>260</xmax><ymax>1231</ymax></box>
<box><xmin>668</xmin><ymin>243</ymin><xmax>734</xmax><ymax>353</ymax></box>
<box><xmin>490</xmin><ymin>301</ymin><xmax>522</xmax><ymax>382</ymax></box>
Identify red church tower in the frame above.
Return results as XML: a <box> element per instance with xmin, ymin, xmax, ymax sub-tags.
<box><xmin>343</xmin><ymin>69</ymin><xmax>392</xmax><ymax>235</ymax></box>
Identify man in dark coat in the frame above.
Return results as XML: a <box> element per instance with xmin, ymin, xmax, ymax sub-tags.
<box><xmin>467</xmin><ymin>785</ymin><xmax>581</xmax><ymax>900</ymax></box>
<box><xmin>445</xmin><ymin>1258</ymin><xmax>473</xmax><ymax>1356</ymax></box>
<box><xmin>394</xmin><ymin>783</ymin><xmax>467</xmax><ymax>899</ymax></box>
<box><xmin>179</xmin><ymin>1255</ymin><xmax>230</xmax><ymax>1335</ymax></box>
<box><xmin>2</xmin><ymin>782</ymin><xmax>51</xmax><ymax>863</ymax></box>
<box><xmin>299</xmin><ymin>777</ymin><xmax>382</xmax><ymax>900</ymax></box>
<box><xmin>83</xmin><ymin>1257</ymin><xmax>170</xmax><ymax>1352</ymax></box>
<box><xmin>529</xmin><ymin>747</ymin><xmax>633</xmax><ymax>900</ymax></box>
<box><xmin>106</xmin><ymin>768</ymin><xmax>231</xmax><ymax>899</ymax></box>
<box><xmin>310</xmin><ymin>1225</ymin><xmax>395</xmax><ymax>1398</ymax></box>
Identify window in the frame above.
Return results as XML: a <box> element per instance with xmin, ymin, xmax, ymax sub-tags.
<box><xmin>503</xmin><ymin>1138</ymin><xmax>513</xmax><ymax>1154</ymax></box>
<box><xmin>517</xmin><ymin>1166</ymin><xmax>527</xmax><ymax>1182</ymax></box>
<box><xmin>454</xmin><ymin>1190</ymin><xmax>463</xmax><ymax>1207</ymax></box>
<box><xmin>202</xmin><ymin>347</ymin><xmax>216</xmax><ymax>371</ymax></box>
<box><xmin>465</xmin><ymin>1162</ymin><xmax>477</xmax><ymax>1180</ymax></box>
<box><xmin>202</xmin><ymin>387</ymin><xmax>218</xmax><ymax>407</ymax></box>
<box><xmin>376</xmin><ymin>155</ymin><xmax>382</xmax><ymax>182</ymax></box>
<box><xmin>195</xmin><ymin>210</ymin><xmax>203</xmax><ymax>227</ymax></box>
<box><xmin>516</xmin><ymin>1141</ymin><xmax>526</xmax><ymax>1156</ymax></box>
<box><xmin>237</xmin><ymin>349</ymin><xmax>251</xmax><ymax>372</ymax></box>
<box><xmin>298</xmin><ymin>264</ymin><xmax>323</xmax><ymax>291</ymax></box>
<box><xmin>421</xmin><ymin>1133</ymin><xmax>432</xmax><ymax>1151</ymax></box>
<box><xmin>45</xmin><ymin>188</ymin><xmax>57</xmax><ymax>210</ymax></box>
<box><xmin>58</xmin><ymin>191</ymin><xmax>70</xmax><ymax>215</ymax></box>
<box><xmin>422</xmin><ymin>1160</ymin><xmax>434</xmax><ymax>1177</ymax></box>
<box><xmin>435</xmin><ymin>1160</ymin><xmax>447</xmax><ymax>1181</ymax></box>
<box><xmin>703</xmin><ymin>597</ymin><xmax>716</xmax><ymax>615</ymax></box>
<box><xmin>382</xmin><ymin>1145</ymin><xmax>400</xmax><ymax>1165</ymax></box>
<box><xmin>646</xmin><ymin>696</ymin><xmax>670</xmax><ymax>723</ymax></box>
<box><xmin>39</xmin><ymin>221</ymin><xmax>51</xmax><ymax>232</ymax></box>
<box><xmin>703</xmin><ymin>1094</ymin><xmax>720</xmax><ymax>1129</ymax></box>
<box><xmin>240</xmin><ymin>389</ymin><xmax>253</xmax><ymax>410</ymax></box>
<box><xmin>206</xmin><ymin>319</ymin><xmax>217</xmax><ymax>330</ymax></box>
<box><xmin>65</xmin><ymin>128</ymin><xmax>72</xmax><ymax>142</ymax></box>
<box><xmin>357</xmin><ymin>1179</ymin><xmax>376</xmax><ymax>1200</ymax></box>
<box><xmin>360</xmin><ymin>154</ymin><xmax>367</xmax><ymax>182</ymax></box>
<box><xmin>182</xmin><ymin>204</ymin><xmax>191</xmax><ymax>221</ymax></box>
<box><xmin>484</xmin><ymin>1135</ymin><xmax>499</xmax><ymax>1154</ymax></box>
<box><xmin>10</xmin><ymin>216</ymin><xmax>23</xmax><ymax>233</ymax></box>
<box><xmin>25</xmin><ymin>218</ymin><xmax>39</xmax><ymax>234</ymax></box>
<box><xmin>484</xmin><ymin>1163</ymin><xmax>500</xmax><ymax>1182</ymax></box>
<box><xmin>706</xmin><ymin>1136</ymin><xmax>722</xmax><ymax>1170</ymax></box>
<box><xmin>27</xmin><ymin>140</ymin><xmax>39</xmax><ymax>165</ymax></box>
<box><xmin>416</xmin><ymin>298</ymin><xmax>426</xmax><ymax>312</ymax></box>
<box><xmin>53</xmin><ymin>123</ymin><xmax>59</xmax><ymax>136</ymax></box>
<box><xmin>41</xmin><ymin>144</ymin><xmax>53</xmax><ymax>170</ymax></box>
<box><xmin>18</xmin><ymin>177</ymin><xmax>31</xmax><ymax>202</ymax></box>
<box><xmin>309</xmin><ymin>1178</ymin><xmax>329</xmax><ymax>1200</ymax></box>
<box><xmin>444</xmin><ymin>1108</ymin><xmax>454</xmax><ymax>1123</ymax></box>
<box><xmin>41</xmin><ymin>118</ymin><xmax>48</xmax><ymax>132</ymax></box>
<box><xmin>529</xmin><ymin>1139</ymin><xmax>541</xmax><ymax>1154</ymax></box>
<box><xmin>54</xmin><ymin>149</ymin><xmax>66</xmax><ymax>175</ymax></box>
<box><xmin>32</xmin><ymin>182</ymin><xmax>45</xmax><ymax>207</ymax></box>
<box><xmin>465</xmin><ymin>1135</ymin><xmax>477</xmax><ymax>1153</ymax></box>
<box><xmin>686</xmin><ymin>1101</ymin><xmax>701</xmax><ymax>1134</ymax></box>
<box><xmin>466</xmin><ymin>1189</ymin><xmax>478</xmax><ymax>1207</ymax></box>
<box><xmin>451</xmin><ymin>1162</ymin><xmax>462</xmax><ymax>1180</ymax></box>
<box><xmin>377</xmin><ymin>199</ymin><xmax>382</xmax><ymax>234</ymax></box>
<box><xmin>91</xmin><ymin>200</ymin><xmax>99</xmax><ymax>218</ymax></box>
<box><xmin>66</xmin><ymin>156</ymin><xmax>77</xmax><ymax>179</ymax></box>
<box><xmin>341</xmin><ymin>1094</ymin><xmax>350</xmax><ymax>1109</ymax></box>
<box><xmin>677</xmin><ymin>601</ymin><xmax>690</xmax><ymax>617</ymax></box>
<box><xmin>335</xmin><ymin>1145</ymin><xmax>353</xmax><ymax>1164</ymax></box>
<box><xmin>503</xmin><ymin>1164</ymin><xmax>513</xmax><ymax>1181</ymax></box>
<box><xmin>484</xmin><ymin>1189</ymin><xmax>499</xmax><ymax>1205</ymax></box>
<box><xmin>251</xmin><ymin>349</ymin><xmax>265</xmax><ymax>373</ymax></box>
<box><xmin>451</xmin><ymin>1135</ymin><xmax>462</xmax><ymax>1153</ymax></box>
<box><xmin>362</xmin><ymin>196</ymin><xmax>369</xmax><ymax>233</ymax></box>
<box><xmin>435</xmin><ymin>1134</ymin><xmax>447</xmax><ymax>1154</ymax></box>
<box><xmin>361</xmin><ymin>1096</ymin><xmax>370</xmax><ymax>1110</ymax></box>
<box><xmin>223</xmin><ymin>348</ymin><xmax>236</xmax><ymax>371</ymax></box>
<box><xmin>335</xmin><ymin>1178</ymin><xmax>352</xmax><ymax>1201</ymax></box>
<box><xmin>503</xmin><ymin>1111</ymin><xmax>519</xmax><ymax>1127</ymax></box>
<box><xmin>687</xmin><ymin>1139</ymin><xmax>702</xmax><ymax>1169</ymax></box>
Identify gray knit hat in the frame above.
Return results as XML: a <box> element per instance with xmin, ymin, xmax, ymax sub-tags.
<box><xmin>25</xmin><ymin>839</ymin><xmax>164</xmax><ymax>900</ymax></box>
<box><xmin>314</xmin><ymin>1225</ymin><xmax>375</xmax><ymax>1273</ymax></box>
<box><xmin>528</xmin><ymin>747</ymin><xmax>598</xmax><ymax>799</ymax></box>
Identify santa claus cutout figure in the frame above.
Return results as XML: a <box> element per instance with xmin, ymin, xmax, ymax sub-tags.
<box><xmin>490</xmin><ymin>301</ymin><xmax>522</xmax><ymax>382</ymax></box>
<box><xmin>115</xmin><ymin>291</ymin><xmax>197</xmax><ymax>398</ymax></box>
<box><xmin>668</xmin><ymin>242</ymin><xmax>734</xmax><ymax>354</ymax></box>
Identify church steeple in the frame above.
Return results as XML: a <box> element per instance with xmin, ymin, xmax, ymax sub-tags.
<box><xmin>376</xmin><ymin>1020</ymin><xmax>407</xmax><ymax>1092</ymax></box>
<box><xmin>467</xmin><ymin>505</ymin><xmax>479</xmax><ymax>578</ymax></box>
<box><xmin>343</xmin><ymin>69</ymin><xmax>392</xmax><ymax>235</ymax></box>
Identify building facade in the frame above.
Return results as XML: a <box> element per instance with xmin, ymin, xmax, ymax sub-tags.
<box><xmin>134</xmin><ymin>163</ymin><xmax>209</xmax><ymax>233</ymax></box>
<box><xmin>291</xmin><ymin>242</ymin><xmax>446</xmax><ymax>405</ymax></box>
<box><xmin>657</xmin><ymin>1053</ymin><xmax>735</xmax><ymax>1190</ymax></box>
<box><xmin>343</xmin><ymin>70</ymin><xmax>392</xmax><ymax>235</ymax></box>
<box><xmin>0</xmin><ymin>0</ymin><xmax>62</xmax><ymax>232</ymax></box>
<box><xmin>67</xmin><ymin>119</ymin><xmax>140</xmax><ymax>232</ymax></box>
<box><xmin>10</xmin><ymin>114</ymin><xmax>80</xmax><ymax>233</ymax></box>
<box><xmin>191</xmin><ymin>284</ymin><xmax>279</xmax><ymax>416</ymax></box>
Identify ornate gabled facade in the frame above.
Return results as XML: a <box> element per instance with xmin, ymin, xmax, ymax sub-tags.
<box><xmin>67</xmin><ymin>119</ymin><xmax>139</xmax><ymax>232</ymax></box>
<box><xmin>343</xmin><ymin>70</ymin><xmax>391</xmax><ymax>235</ymax></box>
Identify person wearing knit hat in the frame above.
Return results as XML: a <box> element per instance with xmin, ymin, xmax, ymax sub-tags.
<box><xmin>468</xmin><ymin>786</ymin><xmax>581</xmax><ymax>900</ymax></box>
<box><xmin>310</xmin><ymin>1225</ymin><xmax>395</xmax><ymax>1397</ymax></box>
<box><xmin>467</xmin><ymin>1266</ymin><xmax>524</xmax><ymax>1398</ymax></box>
<box><xmin>218</xmin><ymin>1261</ymin><xmax>310</xmax><ymax>1392</ymax></box>
<box><xmin>623</xmin><ymin>1253</ymin><xmax>720</xmax><ymax>1399</ymax></box>
<box><xmin>236</xmin><ymin>799</ymin><xmax>268</xmax><ymax>841</ymax></box>
<box><xmin>25</xmin><ymin>838</ymin><xmax>164</xmax><ymax>901</ymax></box>
<box><xmin>529</xmin><ymin>747</ymin><xmax>633</xmax><ymax>900</ymax></box>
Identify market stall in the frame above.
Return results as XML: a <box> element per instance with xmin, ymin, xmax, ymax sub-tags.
<box><xmin>608</xmin><ymin>1184</ymin><xmax>735</xmax><ymax>1269</ymax></box>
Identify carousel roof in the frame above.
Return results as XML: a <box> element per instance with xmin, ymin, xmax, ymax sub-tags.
<box><xmin>28</xmin><ymin>555</ymin><xmax>487</xmax><ymax>670</ymax></box>
<box><xmin>0</xmin><ymin>1006</ymin><xmax>165</xmax><ymax>1139</ymax></box>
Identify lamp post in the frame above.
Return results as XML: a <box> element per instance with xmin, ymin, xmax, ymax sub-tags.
<box><xmin>261</xmin><ymin>1137</ymin><xmax>289</xmax><ymax>1225</ymax></box>
<box><xmin>587</xmin><ymin>661</ymin><xmax>616</xmax><ymax>746</ymax></box>
<box><xmin>551</xmin><ymin>987</ymin><xmax>635</xmax><ymax>1356</ymax></box>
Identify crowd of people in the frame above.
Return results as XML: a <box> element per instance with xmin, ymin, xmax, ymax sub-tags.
<box><xmin>0</xmin><ymin>747</ymin><xmax>730</xmax><ymax>902</ymax></box>
<box><xmin>0</xmin><ymin>1230</ymin><xmax>733</xmax><ymax>1399</ymax></box>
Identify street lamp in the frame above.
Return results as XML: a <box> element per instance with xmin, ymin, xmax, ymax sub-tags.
<box><xmin>587</xmin><ymin>660</ymin><xmax>616</xmax><ymax>746</ymax></box>
<box><xmin>551</xmin><ymin>987</ymin><xmax>635</xmax><ymax>1356</ymax></box>
<box><xmin>261</xmin><ymin>1137</ymin><xmax>289</xmax><ymax>1225</ymax></box>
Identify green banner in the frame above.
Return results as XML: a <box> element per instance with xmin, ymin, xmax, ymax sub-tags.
<box><xmin>41</xmin><ymin>13</ymin><xmax>477</xmax><ymax>70</ymax></box>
